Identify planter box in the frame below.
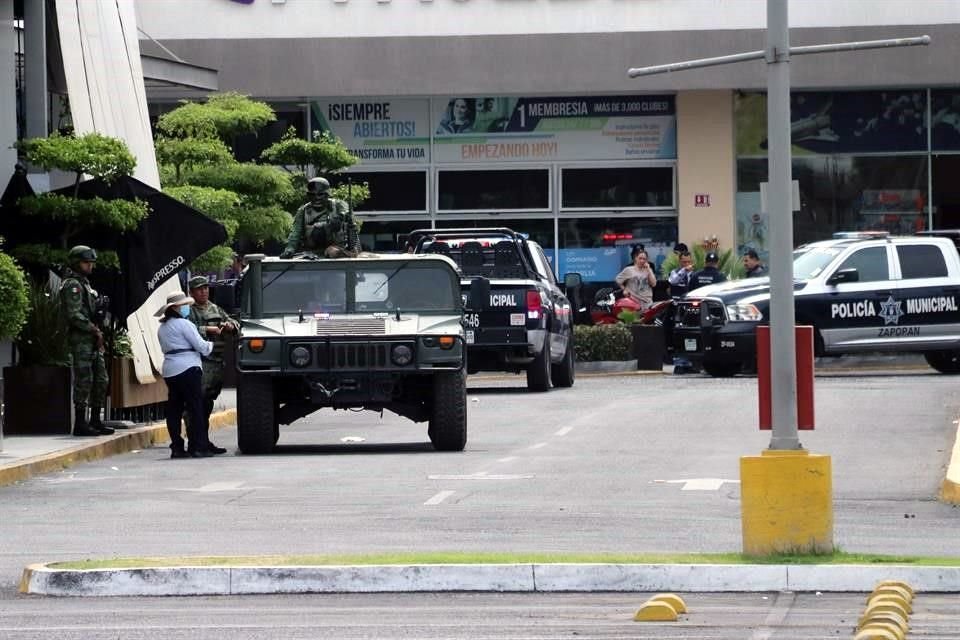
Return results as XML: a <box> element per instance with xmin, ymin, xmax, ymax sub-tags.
<box><xmin>109</xmin><ymin>358</ymin><xmax>167</xmax><ymax>409</ymax></box>
<box><xmin>2</xmin><ymin>365</ymin><xmax>72</xmax><ymax>435</ymax></box>
<box><xmin>630</xmin><ymin>324</ymin><xmax>667</xmax><ymax>371</ymax></box>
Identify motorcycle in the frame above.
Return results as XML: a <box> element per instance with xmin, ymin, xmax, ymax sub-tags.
<box><xmin>590</xmin><ymin>287</ymin><xmax>673</xmax><ymax>326</ymax></box>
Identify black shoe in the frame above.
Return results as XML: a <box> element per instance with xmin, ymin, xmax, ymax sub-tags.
<box><xmin>171</xmin><ymin>448</ymin><xmax>189</xmax><ymax>459</ymax></box>
<box><xmin>92</xmin><ymin>424</ymin><xmax>115</xmax><ymax>435</ymax></box>
<box><xmin>73</xmin><ymin>425</ymin><xmax>101</xmax><ymax>437</ymax></box>
<box><xmin>207</xmin><ymin>444</ymin><xmax>227</xmax><ymax>455</ymax></box>
<box><xmin>189</xmin><ymin>449</ymin><xmax>213</xmax><ymax>458</ymax></box>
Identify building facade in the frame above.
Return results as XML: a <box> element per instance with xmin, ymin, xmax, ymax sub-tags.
<box><xmin>134</xmin><ymin>0</ymin><xmax>960</xmax><ymax>281</ymax></box>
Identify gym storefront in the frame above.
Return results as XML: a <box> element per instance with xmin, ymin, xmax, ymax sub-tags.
<box><xmin>315</xmin><ymin>95</ymin><xmax>679</xmax><ymax>284</ymax></box>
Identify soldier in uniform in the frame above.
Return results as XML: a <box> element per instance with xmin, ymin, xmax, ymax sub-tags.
<box><xmin>60</xmin><ymin>245</ymin><xmax>113</xmax><ymax>436</ymax></box>
<box><xmin>280</xmin><ymin>177</ymin><xmax>360</xmax><ymax>258</ymax></box>
<box><xmin>186</xmin><ymin>275</ymin><xmax>239</xmax><ymax>454</ymax></box>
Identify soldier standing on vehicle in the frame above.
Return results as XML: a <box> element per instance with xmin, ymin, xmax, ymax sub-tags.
<box><xmin>60</xmin><ymin>245</ymin><xmax>113</xmax><ymax>436</ymax></box>
<box><xmin>186</xmin><ymin>275</ymin><xmax>239</xmax><ymax>455</ymax></box>
<box><xmin>281</xmin><ymin>177</ymin><xmax>360</xmax><ymax>258</ymax></box>
<box><xmin>688</xmin><ymin>251</ymin><xmax>728</xmax><ymax>292</ymax></box>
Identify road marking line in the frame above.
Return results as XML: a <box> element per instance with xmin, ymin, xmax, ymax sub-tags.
<box><xmin>428</xmin><ymin>474</ymin><xmax>534</xmax><ymax>480</ymax></box>
<box><xmin>529</xmin><ymin>442</ymin><xmax>547</xmax><ymax>450</ymax></box>
<box><xmin>749</xmin><ymin>590</ymin><xmax>796</xmax><ymax>640</ymax></box>
<box><xmin>424</xmin><ymin>490</ymin><xmax>455</xmax><ymax>506</ymax></box>
<box><xmin>658</xmin><ymin>478</ymin><xmax>740</xmax><ymax>491</ymax></box>
<box><xmin>497</xmin><ymin>456</ymin><xmax>517</xmax><ymax>463</ymax></box>
<box><xmin>554</xmin><ymin>426</ymin><xmax>574</xmax><ymax>436</ymax></box>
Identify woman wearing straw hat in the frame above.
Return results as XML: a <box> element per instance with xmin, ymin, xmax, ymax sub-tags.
<box><xmin>156</xmin><ymin>291</ymin><xmax>214</xmax><ymax>458</ymax></box>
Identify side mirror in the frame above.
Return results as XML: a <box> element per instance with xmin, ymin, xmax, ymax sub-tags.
<box><xmin>563</xmin><ymin>272</ymin><xmax>583</xmax><ymax>290</ymax></box>
<box><xmin>827</xmin><ymin>267</ymin><xmax>859</xmax><ymax>285</ymax></box>
<box><xmin>465</xmin><ymin>276</ymin><xmax>490</xmax><ymax>312</ymax></box>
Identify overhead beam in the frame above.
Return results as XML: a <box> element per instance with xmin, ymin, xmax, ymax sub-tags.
<box><xmin>140</xmin><ymin>54</ymin><xmax>218</xmax><ymax>91</ymax></box>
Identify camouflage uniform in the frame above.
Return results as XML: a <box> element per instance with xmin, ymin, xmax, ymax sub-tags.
<box><xmin>60</xmin><ymin>264</ymin><xmax>108</xmax><ymax>432</ymax></box>
<box><xmin>283</xmin><ymin>178</ymin><xmax>360</xmax><ymax>257</ymax></box>
<box><xmin>187</xmin><ymin>280</ymin><xmax>240</xmax><ymax>421</ymax></box>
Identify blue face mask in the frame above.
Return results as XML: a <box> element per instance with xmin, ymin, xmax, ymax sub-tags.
<box><xmin>178</xmin><ymin>305</ymin><xmax>191</xmax><ymax>318</ymax></box>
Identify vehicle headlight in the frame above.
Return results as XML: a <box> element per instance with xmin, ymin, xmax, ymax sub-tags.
<box><xmin>726</xmin><ymin>303</ymin><xmax>763</xmax><ymax>321</ymax></box>
<box><xmin>290</xmin><ymin>345</ymin><xmax>311</xmax><ymax>367</ymax></box>
<box><xmin>391</xmin><ymin>344</ymin><xmax>413</xmax><ymax>366</ymax></box>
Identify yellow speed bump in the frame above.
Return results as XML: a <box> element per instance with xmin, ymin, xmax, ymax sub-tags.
<box><xmin>853</xmin><ymin>628</ymin><xmax>901</xmax><ymax>640</ymax></box>
<box><xmin>861</xmin><ymin>600</ymin><xmax>909</xmax><ymax>619</ymax></box>
<box><xmin>875</xmin><ymin>580</ymin><xmax>914</xmax><ymax>598</ymax></box>
<box><xmin>857</xmin><ymin>622</ymin><xmax>905</xmax><ymax>640</ymax></box>
<box><xmin>866</xmin><ymin>593</ymin><xmax>912</xmax><ymax>614</ymax></box>
<box><xmin>858</xmin><ymin>610</ymin><xmax>909</xmax><ymax>633</ymax></box>
<box><xmin>870</xmin><ymin>585</ymin><xmax>913</xmax><ymax>603</ymax></box>
<box><xmin>633</xmin><ymin>593</ymin><xmax>686</xmax><ymax>622</ymax></box>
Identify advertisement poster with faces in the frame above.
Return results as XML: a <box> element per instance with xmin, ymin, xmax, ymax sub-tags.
<box><xmin>432</xmin><ymin>95</ymin><xmax>677</xmax><ymax>163</ymax></box>
<box><xmin>311</xmin><ymin>98</ymin><xmax>432</xmax><ymax>165</ymax></box>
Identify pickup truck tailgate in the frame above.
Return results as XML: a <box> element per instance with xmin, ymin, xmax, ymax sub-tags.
<box><xmin>462</xmin><ymin>283</ymin><xmax>536</xmax><ymax>346</ymax></box>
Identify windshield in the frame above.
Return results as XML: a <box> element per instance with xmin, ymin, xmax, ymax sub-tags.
<box><xmin>259</xmin><ymin>263</ymin><xmax>459</xmax><ymax>314</ymax></box>
<box><xmin>792</xmin><ymin>246</ymin><xmax>841</xmax><ymax>281</ymax></box>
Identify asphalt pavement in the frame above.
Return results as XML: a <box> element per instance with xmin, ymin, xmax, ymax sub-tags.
<box><xmin>4</xmin><ymin>356</ymin><xmax>960</xmax><ymax>598</ymax></box>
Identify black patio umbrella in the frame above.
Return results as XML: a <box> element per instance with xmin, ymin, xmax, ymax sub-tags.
<box><xmin>0</xmin><ymin>171</ymin><xmax>227</xmax><ymax>321</ymax></box>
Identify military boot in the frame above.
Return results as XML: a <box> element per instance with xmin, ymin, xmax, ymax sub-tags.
<box><xmin>73</xmin><ymin>405</ymin><xmax>100</xmax><ymax>437</ymax></box>
<box><xmin>88</xmin><ymin>406</ymin><xmax>115</xmax><ymax>435</ymax></box>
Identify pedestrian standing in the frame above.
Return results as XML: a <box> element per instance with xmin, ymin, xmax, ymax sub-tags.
<box><xmin>743</xmin><ymin>249</ymin><xmax>767</xmax><ymax>278</ymax></box>
<box><xmin>60</xmin><ymin>245</ymin><xmax>113</xmax><ymax>437</ymax></box>
<box><xmin>688</xmin><ymin>251</ymin><xmax>728</xmax><ymax>292</ymax></box>
<box><xmin>668</xmin><ymin>251</ymin><xmax>695</xmax><ymax>298</ymax></box>
<box><xmin>187</xmin><ymin>275</ymin><xmax>239</xmax><ymax>455</ymax></box>
<box><xmin>156</xmin><ymin>291</ymin><xmax>213</xmax><ymax>458</ymax></box>
<box><xmin>614</xmin><ymin>247</ymin><xmax>657</xmax><ymax>311</ymax></box>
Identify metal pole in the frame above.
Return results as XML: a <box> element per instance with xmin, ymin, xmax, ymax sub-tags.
<box><xmin>766</xmin><ymin>0</ymin><xmax>800</xmax><ymax>450</ymax></box>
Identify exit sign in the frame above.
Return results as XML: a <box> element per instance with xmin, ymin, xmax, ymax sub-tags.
<box><xmin>694</xmin><ymin>193</ymin><xmax>710</xmax><ymax>207</ymax></box>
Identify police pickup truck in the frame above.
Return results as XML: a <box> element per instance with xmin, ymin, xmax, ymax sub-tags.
<box><xmin>673</xmin><ymin>232</ymin><xmax>960</xmax><ymax>377</ymax></box>
<box><xmin>409</xmin><ymin>228</ymin><xmax>576</xmax><ymax>391</ymax></box>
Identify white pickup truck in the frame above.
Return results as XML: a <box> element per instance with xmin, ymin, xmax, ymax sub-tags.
<box><xmin>672</xmin><ymin>231</ymin><xmax>960</xmax><ymax>376</ymax></box>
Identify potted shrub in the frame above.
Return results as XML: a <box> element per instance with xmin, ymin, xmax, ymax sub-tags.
<box><xmin>3</xmin><ymin>281</ymin><xmax>73</xmax><ymax>434</ymax></box>
<box><xmin>573</xmin><ymin>323</ymin><xmax>636</xmax><ymax>372</ymax></box>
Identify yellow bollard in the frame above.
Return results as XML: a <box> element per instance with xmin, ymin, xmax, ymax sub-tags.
<box><xmin>740</xmin><ymin>450</ymin><xmax>833</xmax><ymax>555</ymax></box>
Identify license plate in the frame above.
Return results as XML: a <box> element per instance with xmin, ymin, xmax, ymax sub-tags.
<box><xmin>684</xmin><ymin>338</ymin><xmax>697</xmax><ymax>352</ymax></box>
<box><xmin>510</xmin><ymin>313</ymin><xmax>525</xmax><ymax>326</ymax></box>
<box><xmin>466</xmin><ymin>330</ymin><xmax>475</xmax><ymax>345</ymax></box>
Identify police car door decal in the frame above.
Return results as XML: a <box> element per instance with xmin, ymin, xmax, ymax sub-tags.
<box><xmin>891</xmin><ymin>244</ymin><xmax>960</xmax><ymax>345</ymax></box>
<box><xmin>818</xmin><ymin>246</ymin><xmax>893</xmax><ymax>351</ymax></box>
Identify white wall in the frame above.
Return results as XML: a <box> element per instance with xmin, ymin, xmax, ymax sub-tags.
<box><xmin>0</xmin><ymin>0</ymin><xmax>17</xmax><ymax>174</ymax></box>
<box><xmin>134</xmin><ymin>0</ymin><xmax>960</xmax><ymax>41</ymax></box>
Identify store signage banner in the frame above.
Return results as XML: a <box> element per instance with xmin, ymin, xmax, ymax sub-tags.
<box><xmin>312</xmin><ymin>99</ymin><xmax>431</xmax><ymax>165</ymax></box>
<box><xmin>433</xmin><ymin>95</ymin><xmax>676</xmax><ymax>163</ymax></box>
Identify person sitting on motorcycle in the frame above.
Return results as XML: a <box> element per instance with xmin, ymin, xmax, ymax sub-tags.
<box><xmin>615</xmin><ymin>247</ymin><xmax>656</xmax><ymax>311</ymax></box>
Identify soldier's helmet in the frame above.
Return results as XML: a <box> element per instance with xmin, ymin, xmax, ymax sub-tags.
<box><xmin>68</xmin><ymin>245</ymin><xmax>97</xmax><ymax>264</ymax></box>
<box><xmin>306</xmin><ymin>177</ymin><xmax>330</xmax><ymax>196</ymax></box>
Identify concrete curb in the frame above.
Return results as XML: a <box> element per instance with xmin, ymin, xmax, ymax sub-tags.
<box><xmin>0</xmin><ymin>409</ymin><xmax>237</xmax><ymax>488</ymax></box>
<box><xmin>18</xmin><ymin>562</ymin><xmax>960</xmax><ymax>597</ymax></box>
<box><xmin>940</xmin><ymin>416</ymin><xmax>960</xmax><ymax>505</ymax></box>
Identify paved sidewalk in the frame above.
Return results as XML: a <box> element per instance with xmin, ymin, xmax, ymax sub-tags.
<box><xmin>0</xmin><ymin>390</ymin><xmax>236</xmax><ymax>487</ymax></box>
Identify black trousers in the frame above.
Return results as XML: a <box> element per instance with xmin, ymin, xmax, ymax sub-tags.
<box><xmin>164</xmin><ymin>366</ymin><xmax>208</xmax><ymax>452</ymax></box>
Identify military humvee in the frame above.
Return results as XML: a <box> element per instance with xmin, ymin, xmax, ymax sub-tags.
<box><xmin>235</xmin><ymin>252</ymin><xmax>486</xmax><ymax>454</ymax></box>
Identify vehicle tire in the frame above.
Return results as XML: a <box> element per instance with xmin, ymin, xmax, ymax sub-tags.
<box><xmin>237</xmin><ymin>374</ymin><xmax>276</xmax><ymax>454</ymax></box>
<box><xmin>702</xmin><ymin>361</ymin><xmax>742</xmax><ymax>378</ymax></box>
<box><xmin>924</xmin><ymin>350</ymin><xmax>960</xmax><ymax>374</ymax></box>
<box><xmin>428</xmin><ymin>369</ymin><xmax>467</xmax><ymax>451</ymax></box>
<box><xmin>551</xmin><ymin>335</ymin><xmax>575</xmax><ymax>388</ymax></box>
<box><xmin>526</xmin><ymin>334</ymin><xmax>553</xmax><ymax>392</ymax></box>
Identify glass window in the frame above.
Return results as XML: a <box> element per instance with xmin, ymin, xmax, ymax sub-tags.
<box><xmin>234</xmin><ymin>105</ymin><xmax>307</xmax><ymax>163</ymax></box>
<box><xmin>737</xmin><ymin>155</ymin><xmax>928</xmax><ymax>250</ymax></box>
<box><xmin>897</xmin><ymin>244</ymin><xmax>948</xmax><ymax>279</ymax></box>
<box><xmin>438</xmin><ymin>169</ymin><xmax>549</xmax><ymax>211</ymax></box>
<box><xmin>330</xmin><ymin>172</ymin><xmax>427</xmax><ymax>213</ymax></box>
<box><xmin>556</xmin><ymin>216</ymin><xmax>677</xmax><ymax>282</ymax></box>
<box><xmin>355</xmin><ymin>219</ymin><xmax>430</xmax><ymax>253</ymax></box>
<box><xmin>835</xmin><ymin>246</ymin><xmax>889</xmax><ymax>282</ymax></box>
<box><xmin>561</xmin><ymin>167</ymin><xmax>673</xmax><ymax>209</ymax></box>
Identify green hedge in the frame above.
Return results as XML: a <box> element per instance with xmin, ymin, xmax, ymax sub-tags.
<box><xmin>573</xmin><ymin>324</ymin><xmax>633</xmax><ymax>362</ymax></box>
<box><xmin>0</xmin><ymin>250</ymin><xmax>28</xmax><ymax>340</ymax></box>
